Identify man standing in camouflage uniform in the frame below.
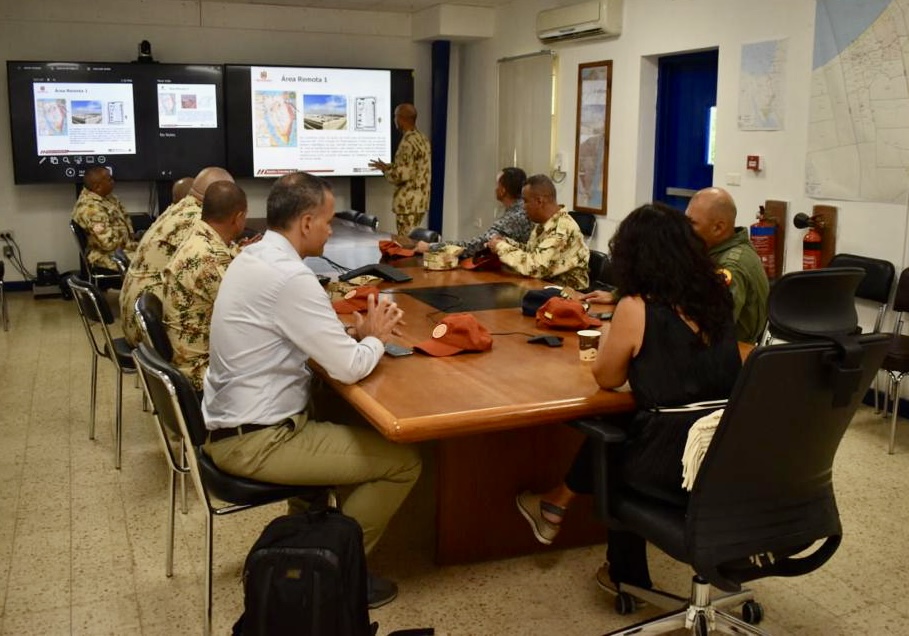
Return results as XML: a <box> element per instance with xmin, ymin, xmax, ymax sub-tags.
<box><xmin>413</xmin><ymin>167</ymin><xmax>531</xmax><ymax>258</ymax></box>
<box><xmin>488</xmin><ymin>174</ymin><xmax>590</xmax><ymax>290</ymax></box>
<box><xmin>686</xmin><ymin>187</ymin><xmax>769</xmax><ymax>343</ymax></box>
<box><xmin>71</xmin><ymin>167</ymin><xmax>137</xmax><ymax>271</ymax></box>
<box><xmin>119</xmin><ymin>166</ymin><xmax>234</xmax><ymax>346</ymax></box>
<box><xmin>369</xmin><ymin>103</ymin><xmax>431</xmax><ymax>236</ymax></box>
<box><xmin>162</xmin><ymin>182</ymin><xmax>247</xmax><ymax>390</ymax></box>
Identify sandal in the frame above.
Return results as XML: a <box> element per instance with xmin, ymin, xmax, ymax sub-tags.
<box><xmin>516</xmin><ymin>491</ymin><xmax>566</xmax><ymax>545</ymax></box>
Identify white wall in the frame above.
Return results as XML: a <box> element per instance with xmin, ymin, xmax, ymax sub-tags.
<box><xmin>0</xmin><ymin>0</ymin><xmax>431</xmax><ymax>281</ymax></box>
<box><xmin>454</xmin><ymin>0</ymin><xmax>909</xmax><ymax>334</ymax></box>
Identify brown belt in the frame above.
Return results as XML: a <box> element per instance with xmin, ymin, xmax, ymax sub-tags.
<box><xmin>207</xmin><ymin>423</ymin><xmax>275</xmax><ymax>443</ymax></box>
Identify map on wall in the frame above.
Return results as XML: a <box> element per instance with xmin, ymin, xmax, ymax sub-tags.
<box><xmin>806</xmin><ymin>0</ymin><xmax>909</xmax><ymax>202</ymax></box>
<box><xmin>738</xmin><ymin>39</ymin><xmax>788</xmax><ymax>131</ymax></box>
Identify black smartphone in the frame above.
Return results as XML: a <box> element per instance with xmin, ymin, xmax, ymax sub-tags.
<box><xmin>527</xmin><ymin>335</ymin><xmax>564</xmax><ymax>347</ymax></box>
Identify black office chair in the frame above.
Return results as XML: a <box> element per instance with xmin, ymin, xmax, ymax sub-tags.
<box><xmin>68</xmin><ymin>276</ymin><xmax>137</xmax><ymax>469</ymax></box>
<box><xmin>587</xmin><ymin>250</ymin><xmax>615</xmax><ymax>292</ymax></box>
<box><xmin>355</xmin><ymin>212</ymin><xmax>380</xmax><ymax>231</ymax></box>
<box><xmin>69</xmin><ymin>219</ymin><xmax>123</xmax><ymax>289</ymax></box>
<box><xmin>334</xmin><ymin>209</ymin><xmax>361</xmax><ymax>224</ymax></box>
<box><xmin>409</xmin><ymin>227</ymin><xmax>441</xmax><ymax>244</ymax></box>
<box><xmin>762</xmin><ymin>268</ymin><xmax>865</xmax><ymax>344</ymax></box>
<box><xmin>828</xmin><ymin>253</ymin><xmax>895</xmax><ymax>412</ymax></box>
<box><xmin>569</xmin><ymin>210</ymin><xmax>597</xmax><ymax>241</ymax></box>
<box><xmin>111</xmin><ymin>247</ymin><xmax>131</xmax><ymax>278</ymax></box>
<box><xmin>132</xmin><ymin>343</ymin><xmax>336</xmax><ymax>636</ymax></box>
<box><xmin>134</xmin><ymin>291</ymin><xmax>173</xmax><ymax>362</ymax></box>
<box><xmin>879</xmin><ymin>267</ymin><xmax>909</xmax><ymax>454</ymax></box>
<box><xmin>574</xmin><ymin>331</ymin><xmax>889</xmax><ymax>635</ymax></box>
<box><xmin>0</xmin><ymin>261</ymin><xmax>8</xmax><ymax>331</ymax></box>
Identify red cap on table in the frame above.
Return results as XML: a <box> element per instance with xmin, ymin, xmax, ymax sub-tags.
<box><xmin>535</xmin><ymin>297</ymin><xmax>601</xmax><ymax>330</ymax></box>
<box><xmin>413</xmin><ymin>313</ymin><xmax>493</xmax><ymax>357</ymax></box>
<box><xmin>332</xmin><ymin>286</ymin><xmax>381</xmax><ymax>314</ymax></box>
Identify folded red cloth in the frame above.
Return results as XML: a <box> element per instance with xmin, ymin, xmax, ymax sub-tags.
<box><xmin>379</xmin><ymin>240</ymin><xmax>416</xmax><ymax>258</ymax></box>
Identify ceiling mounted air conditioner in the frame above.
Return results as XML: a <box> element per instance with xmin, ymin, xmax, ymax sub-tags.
<box><xmin>536</xmin><ymin>0</ymin><xmax>623</xmax><ymax>44</ymax></box>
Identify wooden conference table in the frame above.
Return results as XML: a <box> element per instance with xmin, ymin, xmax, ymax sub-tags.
<box><xmin>298</xmin><ymin>221</ymin><xmax>636</xmax><ymax>564</ymax></box>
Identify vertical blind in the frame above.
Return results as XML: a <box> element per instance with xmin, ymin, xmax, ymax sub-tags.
<box><xmin>497</xmin><ymin>51</ymin><xmax>556</xmax><ymax>176</ymax></box>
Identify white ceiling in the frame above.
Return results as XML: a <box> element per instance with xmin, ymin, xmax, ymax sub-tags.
<box><xmin>213</xmin><ymin>0</ymin><xmax>514</xmax><ymax>12</ymax></box>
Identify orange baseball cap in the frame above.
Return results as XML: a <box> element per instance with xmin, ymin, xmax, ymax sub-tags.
<box><xmin>379</xmin><ymin>240</ymin><xmax>416</xmax><ymax>258</ymax></box>
<box><xmin>536</xmin><ymin>297</ymin><xmax>602</xmax><ymax>330</ymax></box>
<box><xmin>413</xmin><ymin>313</ymin><xmax>494</xmax><ymax>357</ymax></box>
<box><xmin>332</xmin><ymin>286</ymin><xmax>381</xmax><ymax>314</ymax></box>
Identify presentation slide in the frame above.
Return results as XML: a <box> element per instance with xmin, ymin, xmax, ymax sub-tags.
<box><xmin>157</xmin><ymin>83</ymin><xmax>218</xmax><ymax>128</ymax></box>
<box><xmin>249</xmin><ymin>65</ymin><xmax>391</xmax><ymax>177</ymax></box>
<box><xmin>33</xmin><ymin>81</ymin><xmax>136</xmax><ymax>156</ymax></box>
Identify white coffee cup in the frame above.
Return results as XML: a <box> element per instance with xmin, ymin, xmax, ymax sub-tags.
<box><xmin>577</xmin><ymin>329</ymin><xmax>601</xmax><ymax>362</ymax></box>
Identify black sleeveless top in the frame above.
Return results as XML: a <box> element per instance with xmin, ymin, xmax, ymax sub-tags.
<box><xmin>620</xmin><ymin>301</ymin><xmax>741</xmax><ymax>505</ymax></box>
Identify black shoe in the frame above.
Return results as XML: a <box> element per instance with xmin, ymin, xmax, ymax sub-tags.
<box><xmin>367</xmin><ymin>573</ymin><xmax>398</xmax><ymax>609</ymax></box>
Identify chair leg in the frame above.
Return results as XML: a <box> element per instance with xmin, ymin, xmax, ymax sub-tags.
<box><xmin>0</xmin><ymin>281</ymin><xmax>8</xmax><ymax>331</ymax></box>
<box><xmin>115</xmin><ymin>370</ymin><xmax>124</xmax><ymax>469</ymax></box>
<box><xmin>204</xmin><ymin>511</ymin><xmax>214</xmax><ymax>636</ymax></box>
<box><xmin>89</xmin><ymin>354</ymin><xmax>99</xmax><ymax>440</ymax></box>
<box><xmin>180</xmin><ymin>439</ymin><xmax>189</xmax><ymax>515</ymax></box>
<box><xmin>873</xmin><ymin>370</ymin><xmax>881</xmax><ymax>414</ymax></box>
<box><xmin>889</xmin><ymin>375</ymin><xmax>904</xmax><ymax>454</ymax></box>
<box><xmin>166</xmin><ymin>465</ymin><xmax>177</xmax><ymax>577</ymax></box>
<box><xmin>712</xmin><ymin>610</ymin><xmax>771</xmax><ymax>635</ymax></box>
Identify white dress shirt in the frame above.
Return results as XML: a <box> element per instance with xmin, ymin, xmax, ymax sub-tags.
<box><xmin>202</xmin><ymin>230</ymin><xmax>385</xmax><ymax>430</ymax></box>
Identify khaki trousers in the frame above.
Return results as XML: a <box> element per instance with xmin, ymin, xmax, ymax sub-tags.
<box><xmin>395</xmin><ymin>211</ymin><xmax>426</xmax><ymax>237</ymax></box>
<box><xmin>203</xmin><ymin>413</ymin><xmax>421</xmax><ymax>555</ymax></box>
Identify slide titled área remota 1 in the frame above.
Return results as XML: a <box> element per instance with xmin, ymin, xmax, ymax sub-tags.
<box><xmin>33</xmin><ymin>82</ymin><xmax>137</xmax><ymax>156</ymax></box>
<box><xmin>250</xmin><ymin>65</ymin><xmax>391</xmax><ymax>177</ymax></box>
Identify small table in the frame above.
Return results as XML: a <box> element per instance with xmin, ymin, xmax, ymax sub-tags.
<box><xmin>315</xmin><ymin>263</ymin><xmax>635</xmax><ymax>564</ymax></box>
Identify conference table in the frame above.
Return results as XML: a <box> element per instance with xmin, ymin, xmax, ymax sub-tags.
<box><xmin>292</xmin><ymin>219</ymin><xmax>637</xmax><ymax>565</ymax></box>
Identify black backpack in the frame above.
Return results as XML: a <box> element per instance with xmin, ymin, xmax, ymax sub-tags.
<box><xmin>235</xmin><ymin>509</ymin><xmax>373</xmax><ymax>636</ymax></box>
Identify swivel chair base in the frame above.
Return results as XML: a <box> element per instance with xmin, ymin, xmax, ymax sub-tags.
<box><xmin>607</xmin><ymin>576</ymin><xmax>768</xmax><ymax>636</ymax></box>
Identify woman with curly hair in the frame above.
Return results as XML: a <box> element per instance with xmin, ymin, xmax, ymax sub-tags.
<box><xmin>516</xmin><ymin>202</ymin><xmax>741</xmax><ymax>596</ymax></box>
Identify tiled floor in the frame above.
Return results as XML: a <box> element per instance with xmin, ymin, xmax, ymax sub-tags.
<box><xmin>2</xmin><ymin>290</ymin><xmax>909</xmax><ymax>635</ymax></box>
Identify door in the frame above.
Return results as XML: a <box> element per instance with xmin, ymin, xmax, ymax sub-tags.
<box><xmin>653</xmin><ymin>50</ymin><xmax>718</xmax><ymax>211</ymax></box>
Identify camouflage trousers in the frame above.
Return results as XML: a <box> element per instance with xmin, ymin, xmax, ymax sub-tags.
<box><xmin>394</xmin><ymin>211</ymin><xmax>426</xmax><ymax>237</ymax></box>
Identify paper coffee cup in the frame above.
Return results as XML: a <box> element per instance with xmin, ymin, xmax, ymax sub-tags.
<box><xmin>577</xmin><ymin>329</ymin><xmax>601</xmax><ymax>362</ymax></box>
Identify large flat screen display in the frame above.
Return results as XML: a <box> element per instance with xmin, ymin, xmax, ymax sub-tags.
<box><xmin>225</xmin><ymin>64</ymin><xmax>414</xmax><ymax>178</ymax></box>
<box><xmin>7</xmin><ymin>61</ymin><xmax>225</xmax><ymax>184</ymax></box>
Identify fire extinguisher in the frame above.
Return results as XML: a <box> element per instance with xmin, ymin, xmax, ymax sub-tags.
<box><xmin>794</xmin><ymin>212</ymin><xmax>823</xmax><ymax>270</ymax></box>
<box><xmin>750</xmin><ymin>205</ymin><xmax>777</xmax><ymax>279</ymax></box>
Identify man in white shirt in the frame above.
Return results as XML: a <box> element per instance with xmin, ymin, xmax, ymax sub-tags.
<box><xmin>202</xmin><ymin>172</ymin><xmax>421</xmax><ymax>609</ymax></box>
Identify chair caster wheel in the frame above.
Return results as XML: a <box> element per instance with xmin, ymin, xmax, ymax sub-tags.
<box><xmin>614</xmin><ymin>591</ymin><xmax>636</xmax><ymax>615</ymax></box>
<box><xmin>742</xmin><ymin>600</ymin><xmax>764</xmax><ymax>624</ymax></box>
<box><xmin>693</xmin><ymin>612</ymin><xmax>709</xmax><ymax>636</ymax></box>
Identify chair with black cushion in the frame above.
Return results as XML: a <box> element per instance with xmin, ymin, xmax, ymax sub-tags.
<box><xmin>569</xmin><ymin>210</ymin><xmax>597</xmax><ymax>241</ymax></box>
<box><xmin>134</xmin><ymin>292</ymin><xmax>173</xmax><ymax>362</ymax></box>
<box><xmin>573</xmin><ymin>329</ymin><xmax>889</xmax><ymax>635</ymax></box>
<box><xmin>69</xmin><ymin>219</ymin><xmax>122</xmax><ymax>289</ymax></box>
<box><xmin>68</xmin><ymin>276</ymin><xmax>136</xmax><ymax>469</ymax></box>
<box><xmin>828</xmin><ymin>253</ymin><xmax>895</xmax><ymax>412</ymax></box>
<box><xmin>0</xmin><ymin>261</ymin><xmax>8</xmax><ymax>331</ymax></box>
<box><xmin>132</xmin><ymin>343</ymin><xmax>336</xmax><ymax>636</ymax></box>
<box><xmin>586</xmin><ymin>249</ymin><xmax>615</xmax><ymax>292</ymax></box>
<box><xmin>334</xmin><ymin>209</ymin><xmax>361</xmax><ymax>224</ymax></box>
<box><xmin>879</xmin><ymin>267</ymin><xmax>909</xmax><ymax>454</ymax></box>
<box><xmin>111</xmin><ymin>247</ymin><xmax>131</xmax><ymax>278</ymax></box>
<box><xmin>355</xmin><ymin>212</ymin><xmax>380</xmax><ymax>231</ymax></box>
<box><xmin>762</xmin><ymin>267</ymin><xmax>865</xmax><ymax>344</ymax></box>
<box><xmin>409</xmin><ymin>227</ymin><xmax>441</xmax><ymax>244</ymax></box>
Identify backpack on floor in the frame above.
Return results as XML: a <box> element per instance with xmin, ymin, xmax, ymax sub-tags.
<box><xmin>234</xmin><ymin>508</ymin><xmax>373</xmax><ymax>636</ymax></box>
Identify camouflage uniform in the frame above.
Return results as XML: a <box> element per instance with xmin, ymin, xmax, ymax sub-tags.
<box><xmin>119</xmin><ymin>196</ymin><xmax>203</xmax><ymax>346</ymax></box>
<box><xmin>492</xmin><ymin>208</ymin><xmax>590</xmax><ymax>290</ymax></box>
<box><xmin>162</xmin><ymin>220</ymin><xmax>236</xmax><ymax>390</ymax></box>
<box><xmin>440</xmin><ymin>200</ymin><xmax>533</xmax><ymax>258</ymax></box>
<box><xmin>709</xmin><ymin>228</ymin><xmax>770</xmax><ymax>343</ymax></box>
<box><xmin>71</xmin><ymin>188</ymin><xmax>137</xmax><ymax>271</ymax></box>
<box><xmin>384</xmin><ymin>129</ymin><xmax>431</xmax><ymax>236</ymax></box>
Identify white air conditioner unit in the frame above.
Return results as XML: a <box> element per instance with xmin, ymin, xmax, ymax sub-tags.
<box><xmin>536</xmin><ymin>0</ymin><xmax>623</xmax><ymax>44</ymax></box>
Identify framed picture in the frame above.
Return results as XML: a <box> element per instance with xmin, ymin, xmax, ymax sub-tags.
<box><xmin>573</xmin><ymin>60</ymin><xmax>613</xmax><ymax>214</ymax></box>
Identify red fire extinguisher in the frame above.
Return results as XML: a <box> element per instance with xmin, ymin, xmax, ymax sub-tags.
<box><xmin>794</xmin><ymin>212</ymin><xmax>823</xmax><ymax>270</ymax></box>
<box><xmin>750</xmin><ymin>206</ymin><xmax>777</xmax><ymax>279</ymax></box>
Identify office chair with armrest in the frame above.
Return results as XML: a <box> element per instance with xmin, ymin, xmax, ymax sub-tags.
<box><xmin>879</xmin><ymin>267</ymin><xmax>909</xmax><ymax>454</ymax></box>
<box><xmin>355</xmin><ymin>212</ymin><xmax>380</xmax><ymax>231</ymax></box>
<box><xmin>0</xmin><ymin>261</ymin><xmax>8</xmax><ymax>331</ymax></box>
<box><xmin>68</xmin><ymin>276</ymin><xmax>137</xmax><ymax>469</ymax></box>
<box><xmin>409</xmin><ymin>227</ymin><xmax>440</xmax><ymax>244</ymax></box>
<box><xmin>828</xmin><ymin>253</ymin><xmax>895</xmax><ymax>412</ymax></box>
<box><xmin>573</xmin><ymin>331</ymin><xmax>889</xmax><ymax>635</ymax></box>
<box><xmin>69</xmin><ymin>219</ymin><xmax>123</xmax><ymax>289</ymax></box>
<box><xmin>335</xmin><ymin>209</ymin><xmax>361</xmax><ymax>224</ymax></box>
<box><xmin>132</xmin><ymin>343</ymin><xmax>336</xmax><ymax>636</ymax></box>
<box><xmin>762</xmin><ymin>267</ymin><xmax>864</xmax><ymax>344</ymax></box>
<box><xmin>569</xmin><ymin>210</ymin><xmax>597</xmax><ymax>241</ymax></box>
